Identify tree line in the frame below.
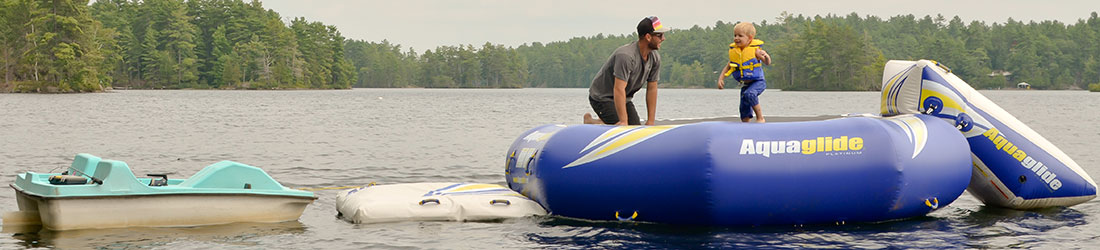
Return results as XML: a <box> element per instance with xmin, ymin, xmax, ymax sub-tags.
<box><xmin>2</xmin><ymin>0</ymin><xmax>1098</xmax><ymax>92</ymax></box>
<box><xmin>345</xmin><ymin>41</ymin><xmax>527</xmax><ymax>88</ymax></box>
<box><xmin>2</xmin><ymin>0</ymin><xmax>354</xmax><ymax>92</ymax></box>
<box><xmin>347</xmin><ymin>12</ymin><xmax>1100</xmax><ymax>91</ymax></box>
<box><xmin>517</xmin><ymin>12</ymin><xmax>1100</xmax><ymax>91</ymax></box>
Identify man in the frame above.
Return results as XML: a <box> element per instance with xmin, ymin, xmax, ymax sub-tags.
<box><xmin>583</xmin><ymin>16</ymin><xmax>669</xmax><ymax>126</ymax></box>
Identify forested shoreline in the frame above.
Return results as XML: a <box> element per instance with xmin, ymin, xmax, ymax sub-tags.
<box><xmin>2</xmin><ymin>0</ymin><xmax>1098</xmax><ymax>92</ymax></box>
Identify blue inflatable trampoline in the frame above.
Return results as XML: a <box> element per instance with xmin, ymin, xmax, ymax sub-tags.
<box><xmin>506</xmin><ymin>114</ymin><xmax>972</xmax><ymax>226</ymax></box>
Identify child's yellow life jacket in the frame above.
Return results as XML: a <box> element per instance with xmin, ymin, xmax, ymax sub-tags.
<box><xmin>725</xmin><ymin>39</ymin><xmax>766</xmax><ymax>82</ymax></box>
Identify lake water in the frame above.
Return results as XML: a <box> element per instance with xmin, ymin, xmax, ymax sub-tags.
<box><xmin>0</xmin><ymin>88</ymin><xmax>1097</xmax><ymax>249</ymax></box>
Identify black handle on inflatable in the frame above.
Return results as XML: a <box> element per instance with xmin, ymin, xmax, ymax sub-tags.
<box><xmin>489</xmin><ymin>199</ymin><xmax>511</xmax><ymax>206</ymax></box>
<box><xmin>954</xmin><ymin>113</ymin><xmax>974</xmax><ymax>132</ymax></box>
<box><xmin>922</xmin><ymin>97</ymin><xmax>943</xmax><ymax>115</ymax></box>
<box><xmin>419</xmin><ymin>198</ymin><xmax>441</xmax><ymax>206</ymax></box>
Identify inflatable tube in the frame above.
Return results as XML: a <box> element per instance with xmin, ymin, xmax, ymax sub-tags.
<box><xmin>335</xmin><ymin>183</ymin><xmax>546</xmax><ymax>224</ymax></box>
<box><xmin>880</xmin><ymin>60</ymin><xmax>1097</xmax><ymax>209</ymax></box>
<box><xmin>505</xmin><ymin>114</ymin><xmax>971</xmax><ymax>226</ymax></box>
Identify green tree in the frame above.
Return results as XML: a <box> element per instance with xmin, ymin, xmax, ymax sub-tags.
<box><xmin>139</xmin><ymin>25</ymin><xmax>162</xmax><ymax>87</ymax></box>
<box><xmin>160</xmin><ymin>0</ymin><xmax>199</xmax><ymax>87</ymax></box>
<box><xmin>9</xmin><ymin>0</ymin><xmax>109</xmax><ymax>92</ymax></box>
<box><xmin>218</xmin><ymin>50</ymin><xmax>242</xmax><ymax>86</ymax></box>
<box><xmin>769</xmin><ymin>18</ymin><xmax>883</xmax><ymax>90</ymax></box>
<box><xmin>0</xmin><ymin>0</ymin><xmax>28</xmax><ymax>85</ymax></box>
<box><xmin>291</xmin><ymin>17</ymin><xmax>352</xmax><ymax>89</ymax></box>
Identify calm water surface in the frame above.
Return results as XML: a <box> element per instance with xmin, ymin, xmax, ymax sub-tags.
<box><xmin>0</xmin><ymin>89</ymin><xmax>1097</xmax><ymax>249</ymax></box>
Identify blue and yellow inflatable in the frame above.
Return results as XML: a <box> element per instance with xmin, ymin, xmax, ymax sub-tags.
<box><xmin>506</xmin><ymin>114</ymin><xmax>972</xmax><ymax>226</ymax></box>
<box><xmin>502</xmin><ymin>59</ymin><xmax>1093</xmax><ymax>226</ymax></box>
<box><xmin>881</xmin><ymin>60</ymin><xmax>1097</xmax><ymax>209</ymax></box>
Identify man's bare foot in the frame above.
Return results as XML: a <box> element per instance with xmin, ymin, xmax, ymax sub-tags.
<box><xmin>583</xmin><ymin>113</ymin><xmax>603</xmax><ymax>124</ymax></box>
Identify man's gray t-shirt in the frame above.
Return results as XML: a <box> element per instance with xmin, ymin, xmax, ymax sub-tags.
<box><xmin>588</xmin><ymin>41</ymin><xmax>661</xmax><ymax>102</ymax></box>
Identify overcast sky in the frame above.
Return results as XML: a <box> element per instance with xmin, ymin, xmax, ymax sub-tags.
<box><xmin>257</xmin><ymin>0</ymin><xmax>1098</xmax><ymax>51</ymax></box>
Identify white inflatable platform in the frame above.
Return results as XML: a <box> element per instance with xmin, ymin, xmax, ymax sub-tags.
<box><xmin>335</xmin><ymin>183</ymin><xmax>546</xmax><ymax>224</ymax></box>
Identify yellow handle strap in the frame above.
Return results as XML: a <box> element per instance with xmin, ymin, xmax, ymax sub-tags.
<box><xmin>614</xmin><ymin>211</ymin><xmax>639</xmax><ymax>221</ymax></box>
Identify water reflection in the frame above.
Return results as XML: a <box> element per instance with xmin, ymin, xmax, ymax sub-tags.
<box><xmin>958</xmin><ymin>205</ymin><xmax>1090</xmax><ymax>249</ymax></box>
<box><xmin>5</xmin><ymin>221</ymin><xmax>306</xmax><ymax>249</ymax></box>
<box><xmin>527</xmin><ymin>215</ymin><xmax>953</xmax><ymax>249</ymax></box>
<box><xmin>525</xmin><ymin>206</ymin><xmax>1092</xmax><ymax>250</ymax></box>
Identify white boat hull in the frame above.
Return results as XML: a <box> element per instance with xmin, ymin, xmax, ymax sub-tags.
<box><xmin>15</xmin><ymin>188</ymin><xmax>315</xmax><ymax>230</ymax></box>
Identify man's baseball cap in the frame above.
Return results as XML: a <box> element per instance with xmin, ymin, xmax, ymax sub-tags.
<box><xmin>637</xmin><ymin>16</ymin><xmax>670</xmax><ymax>36</ymax></box>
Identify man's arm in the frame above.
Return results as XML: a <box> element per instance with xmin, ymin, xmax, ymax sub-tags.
<box><xmin>645</xmin><ymin>81</ymin><xmax>657</xmax><ymax>125</ymax></box>
<box><xmin>613</xmin><ymin>77</ymin><xmax>629</xmax><ymax>126</ymax></box>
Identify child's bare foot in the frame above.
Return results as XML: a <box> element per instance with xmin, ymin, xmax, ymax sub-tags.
<box><xmin>583</xmin><ymin>113</ymin><xmax>602</xmax><ymax>124</ymax></box>
<box><xmin>755</xmin><ymin>117</ymin><xmax>766</xmax><ymax>123</ymax></box>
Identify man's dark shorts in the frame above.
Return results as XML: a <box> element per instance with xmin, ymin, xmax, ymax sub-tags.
<box><xmin>589</xmin><ymin>97</ymin><xmax>640</xmax><ymax>125</ymax></box>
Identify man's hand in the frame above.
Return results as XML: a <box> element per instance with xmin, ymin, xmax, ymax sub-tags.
<box><xmin>717</xmin><ymin>78</ymin><xmax>725</xmax><ymax>90</ymax></box>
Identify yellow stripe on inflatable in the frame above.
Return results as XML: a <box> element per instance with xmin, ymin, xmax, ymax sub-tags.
<box><xmin>563</xmin><ymin>125</ymin><xmax>681</xmax><ymax>168</ymax></box>
<box><xmin>880</xmin><ymin>68</ymin><xmax>907</xmax><ymax>114</ymax></box>
<box><xmin>595</xmin><ymin>126</ymin><xmax>634</xmax><ymax>142</ymax></box>
<box><xmin>582</xmin><ymin>126</ymin><xmax>637</xmax><ymax>152</ymax></box>
<box><xmin>448</xmin><ymin>183</ymin><xmax>506</xmax><ymax>193</ymax></box>
<box><xmin>594</xmin><ymin>126</ymin><xmax>675</xmax><ymax>156</ymax></box>
<box><xmin>919</xmin><ymin>89</ymin><xmax>965</xmax><ymax>112</ymax></box>
<box><xmin>904</xmin><ymin>116</ymin><xmax>928</xmax><ymax>158</ymax></box>
<box><xmin>886</xmin><ymin>115</ymin><xmax>929</xmax><ymax>158</ymax></box>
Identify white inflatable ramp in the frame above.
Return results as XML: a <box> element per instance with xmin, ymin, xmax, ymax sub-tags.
<box><xmin>335</xmin><ymin>183</ymin><xmax>546</xmax><ymax>224</ymax></box>
<box><xmin>880</xmin><ymin>59</ymin><xmax>1096</xmax><ymax>209</ymax></box>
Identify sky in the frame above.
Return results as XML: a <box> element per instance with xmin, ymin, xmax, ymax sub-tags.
<box><xmin>257</xmin><ymin>0</ymin><xmax>1098</xmax><ymax>51</ymax></box>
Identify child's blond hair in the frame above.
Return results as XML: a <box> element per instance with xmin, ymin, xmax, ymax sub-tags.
<box><xmin>734</xmin><ymin>22</ymin><xmax>756</xmax><ymax>38</ymax></box>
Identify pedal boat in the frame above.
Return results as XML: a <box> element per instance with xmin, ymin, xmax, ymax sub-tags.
<box><xmin>10</xmin><ymin>154</ymin><xmax>317</xmax><ymax>230</ymax></box>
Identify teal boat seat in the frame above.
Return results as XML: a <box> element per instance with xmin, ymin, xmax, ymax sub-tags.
<box><xmin>92</xmin><ymin>159</ymin><xmax>150</xmax><ymax>192</ymax></box>
<box><xmin>69</xmin><ymin>153</ymin><xmax>101</xmax><ymax>178</ymax></box>
<box><xmin>177</xmin><ymin>161</ymin><xmax>285</xmax><ymax>190</ymax></box>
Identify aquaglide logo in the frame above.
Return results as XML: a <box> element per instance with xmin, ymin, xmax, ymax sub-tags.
<box><xmin>982</xmin><ymin>127</ymin><xmax>1062</xmax><ymax>191</ymax></box>
<box><xmin>739</xmin><ymin>136</ymin><xmax>864</xmax><ymax>157</ymax></box>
